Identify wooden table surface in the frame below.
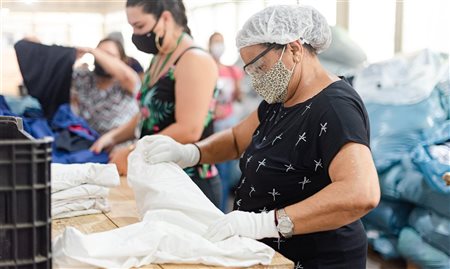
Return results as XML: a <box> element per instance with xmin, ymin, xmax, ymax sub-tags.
<box><xmin>52</xmin><ymin>177</ymin><xmax>294</xmax><ymax>269</ymax></box>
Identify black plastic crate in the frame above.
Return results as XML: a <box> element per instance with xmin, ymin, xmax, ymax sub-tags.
<box><xmin>0</xmin><ymin>117</ymin><xmax>52</xmax><ymax>269</ymax></box>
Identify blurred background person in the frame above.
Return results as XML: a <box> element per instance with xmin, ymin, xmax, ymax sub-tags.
<box><xmin>91</xmin><ymin>0</ymin><xmax>222</xmax><ymax>208</ymax></box>
<box><xmin>208</xmin><ymin>32</ymin><xmax>245</xmax><ymax>212</ymax></box>
<box><xmin>72</xmin><ymin>37</ymin><xmax>140</xmax><ymax>137</ymax></box>
<box><xmin>106</xmin><ymin>31</ymin><xmax>145</xmax><ymax>81</ymax></box>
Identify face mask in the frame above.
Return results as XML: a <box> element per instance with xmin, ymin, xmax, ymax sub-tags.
<box><xmin>132</xmin><ymin>18</ymin><xmax>162</xmax><ymax>54</ymax></box>
<box><xmin>210</xmin><ymin>43</ymin><xmax>225</xmax><ymax>59</ymax></box>
<box><xmin>251</xmin><ymin>46</ymin><xmax>295</xmax><ymax>104</ymax></box>
<box><xmin>93</xmin><ymin>61</ymin><xmax>112</xmax><ymax>78</ymax></box>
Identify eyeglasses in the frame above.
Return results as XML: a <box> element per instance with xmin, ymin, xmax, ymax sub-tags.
<box><xmin>243</xmin><ymin>43</ymin><xmax>278</xmax><ymax>76</ymax></box>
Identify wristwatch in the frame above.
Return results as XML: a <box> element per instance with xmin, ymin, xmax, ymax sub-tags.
<box><xmin>276</xmin><ymin>208</ymin><xmax>294</xmax><ymax>238</ymax></box>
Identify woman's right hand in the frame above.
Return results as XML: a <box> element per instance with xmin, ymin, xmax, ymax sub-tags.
<box><xmin>90</xmin><ymin>131</ymin><xmax>116</xmax><ymax>154</ymax></box>
<box><xmin>138</xmin><ymin>135</ymin><xmax>200</xmax><ymax>168</ymax></box>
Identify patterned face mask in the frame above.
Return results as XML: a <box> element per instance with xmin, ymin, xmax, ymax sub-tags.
<box><xmin>251</xmin><ymin>46</ymin><xmax>295</xmax><ymax>104</ymax></box>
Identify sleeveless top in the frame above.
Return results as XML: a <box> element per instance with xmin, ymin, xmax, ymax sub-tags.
<box><xmin>136</xmin><ymin>47</ymin><xmax>218</xmax><ymax>180</ymax></box>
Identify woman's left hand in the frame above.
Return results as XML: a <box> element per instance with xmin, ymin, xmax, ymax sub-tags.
<box><xmin>204</xmin><ymin>210</ymin><xmax>279</xmax><ymax>242</ymax></box>
<box><xmin>109</xmin><ymin>146</ymin><xmax>132</xmax><ymax>176</ymax></box>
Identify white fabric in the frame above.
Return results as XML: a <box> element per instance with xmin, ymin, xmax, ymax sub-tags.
<box><xmin>53</xmin><ymin>209</ymin><xmax>103</xmax><ymax>220</ymax></box>
<box><xmin>204</xmin><ymin>210</ymin><xmax>279</xmax><ymax>242</ymax></box>
<box><xmin>139</xmin><ymin>135</ymin><xmax>200</xmax><ymax>169</ymax></box>
<box><xmin>51</xmin><ymin>163</ymin><xmax>120</xmax><ymax>193</ymax></box>
<box><xmin>353</xmin><ymin>49</ymin><xmax>449</xmax><ymax>105</ymax></box>
<box><xmin>236</xmin><ymin>5</ymin><xmax>331</xmax><ymax>53</ymax></box>
<box><xmin>429</xmin><ymin>142</ymin><xmax>450</xmax><ymax>165</ymax></box>
<box><xmin>53</xmin><ymin>142</ymin><xmax>274</xmax><ymax>268</ymax></box>
<box><xmin>52</xmin><ymin>184</ymin><xmax>109</xmax><ymax>201</ymax></box>
<box><xmin>52</xmin><ymin>198</ymin><xmax>110</xmax><ymax>218</ymax></box>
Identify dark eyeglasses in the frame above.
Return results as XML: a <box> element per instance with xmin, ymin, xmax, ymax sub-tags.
<box><xmin>243</xmin><ymin>43</ymin><xmax>277</xmax><ymax>75</ymax></box>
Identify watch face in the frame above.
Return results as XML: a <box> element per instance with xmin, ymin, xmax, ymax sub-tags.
<box><xmin>278</xmin><ymin>219</ymin><xmax>293</xmax><ymax>233</ymax></box>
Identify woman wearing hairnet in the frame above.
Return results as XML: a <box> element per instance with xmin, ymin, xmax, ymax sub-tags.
<box><xmin>142</xmin><ymin>5</ymin><xmax>380</xmax><ymax>268</ymax></box>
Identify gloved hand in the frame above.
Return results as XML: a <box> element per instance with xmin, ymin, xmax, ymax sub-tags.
<box><xmin>204</xmin><ymin>210</ymin><xmax>279</xmax><ymax>242</ymax></box>
<box><xmin>138</xmin><ymin>135</ymin><xmax>200</xmax><ymax>168</ymax></box>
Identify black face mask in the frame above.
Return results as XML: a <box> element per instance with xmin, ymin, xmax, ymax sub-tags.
<box><xmin>132</xmin><ymin>18</ymin><xmax>163</xmax><ymax>54</ymax></box>
<box><xmin>93</xmin><ymin>61</ymin><xmax>112</xmax><ymax>78</ymax></box>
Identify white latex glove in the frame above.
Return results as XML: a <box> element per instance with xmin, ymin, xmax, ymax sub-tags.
<box><xmin>204</xmin><ymin>210</ymin><xmax>279</xmax><ymax>242</ymax></box>
<box><xmin>138</xmin><ymin>135</ymin><xmax>200</xmax><ymax>169</ymax></box>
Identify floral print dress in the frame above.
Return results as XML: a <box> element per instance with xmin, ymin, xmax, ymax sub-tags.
<box><xmin>137</xmin><ymin>47</ymin><xmax>218</xmax><ymax>180</ymax></box>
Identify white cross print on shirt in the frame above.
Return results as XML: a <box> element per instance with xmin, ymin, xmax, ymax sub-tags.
<box><xmin>295</xmin><ymin>132</ymin><xmax>307</xmax><ymax>146</ymax></box>
<box><xmin>256</xmin><ymin>158</ymin><xmax>266</xmax><ymax>172</ymax></box>
<box><xmin>285</xmin><ymin>164</ymin><xmax>295</xmax><ymax>172</ymax></box>
<box><xmin>259</xmin><ymin>207</ymin><xmax>268</xmax><ymax>213</ymax></box>
<box><xmin>272</xmin><ymin>133</ymin><xmax>283</xmax><ymax>146</ymax></box>
<box><xmin>319</xmin><ymin>122</ymin><xmax>328</xmax><ymax>137</ymax></box>
<box><xmin>269</xmin><ymin>110</ymin><xmax>276</xmax><ymax>121</ymax></box>
<box><xmin>314</xmin><ymin>159</ymin><xmax>323</xmax><ymax>171</ymax></box>
<box><xmin>298</xmin><ymin>176</ymin><xmax>311</xmax><ymax>190</ymax></box>
<box><xmin>295</xmin><ymin>262</ymin><xmax>304</xmax><ymax>269</ymax></box>
<box><xmin>301</xmin><ymin>102</ymin><xmax>312</xmax><ymax>116</ymax></box>
<box><xmin>246</xmin><ymin>155</ymin><xmax>253</xmax><ymax>168</ymax></box>
<box><xmin>235</xmin><ymin>199</ymin><xmax>242</xmax><ymax>209</ymax></box>
<box><xmin>274</xmin><ymin>237</ymin><xmax>285</xmax><ymax>250</ymax></box>
<box><xmin>237</xmin><ymin>177</ymin><xmax>246</xmax><ymax>189</ymax></box>
<box><xmin>249</xmin><ymin>186</ymin><xmax>256</xmax><ymax>197</ymax></box>
<box><xmin>268</xmin><ymin>188</ymin><xmax>280</xmax><ymax>201</ymax></box>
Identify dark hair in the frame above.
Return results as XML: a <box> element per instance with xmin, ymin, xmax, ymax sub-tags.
<box><xmin>126</xmin><ymin>0</ymin><xmax>191</xmax><ymax>35</ymax></box>
<box><xmin>98</xmin><ymin>38</ymin><xmax>126</xmax><ymax>62</ymax></box>
<box><xmin>262</xmin><ymin>42</ymin><xmax>316</xmax><ymax>55</ymax></box>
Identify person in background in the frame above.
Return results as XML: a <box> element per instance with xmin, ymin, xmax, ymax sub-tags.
<box><xmin>72</xmin><ymin>38</ymin><xmax>140</xmax><ymax>137</ymax></box>
<box><xmin>91</xmin><ymin>0</ymin><xmax>222</xmax><ymax>208</ymax></box>
<box><xmin>139</xmin><ymin>5</ymin><xmax>380</xmax><ymax>268</ymax></box>
<box><xmin>208</xmin><ymin>32</ymin><xmax>244</xmax><ymax>212</ymax></box>
<box><xmin>106</xmin><ymin>31</ymin><xmax>145</xmax><ymax>80</ymax></box>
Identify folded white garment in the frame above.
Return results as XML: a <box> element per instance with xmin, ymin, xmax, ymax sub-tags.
<box><xmin>51</xmin><ymin>163</ymin><xmax>120</xmax><ymax>193</ymax></box>
<box><xmin>53</xmin><ymin>140</ymin><xmax>274</xmax><ymax>268</ymax></box>
<box><xmin>53</xmin><ymin>209</ymin><xmax>103</xmax><ymax>220</ymax></box>
<box><xmin>52</xmin><ymin>197</ymin><xmax>110</xmax><ymax>217</ymax></box>
<box><xmin>52</xmin><ymin>184</ymin><xmax>109</xmax><ymax>202</ymax></box>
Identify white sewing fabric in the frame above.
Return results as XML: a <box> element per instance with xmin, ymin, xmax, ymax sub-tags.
<box><xmin>53</xmin><ymin>142</ymin><xmax>274</xmax><ymax>268</ymax></box>
<box><xmin>51</xmin><ymin>163</ymin><xmax>120</xmax><ymax>192</ymax></box>
<box><xmin>52</xmin><ymin>198</ymin><xmax>110</xmax><ymax>219</ymax></box>
<box><xmin>52</xmin><ymin>184</ymin><xmax>109</xmax><ymax>201</ymax></box>
<box><xmin>236</xmin><ymin>5</ymin><xmax>331</xmax><ymax>53</ymax></box>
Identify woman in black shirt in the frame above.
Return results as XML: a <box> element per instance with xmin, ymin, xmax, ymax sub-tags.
<box><xmin>143</xmin><ymin>5</ymin><xmax>380</xmax><ymax>269</ymax></box>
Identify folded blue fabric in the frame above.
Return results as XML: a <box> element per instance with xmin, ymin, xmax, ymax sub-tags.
<box><xmin>4</xmin><ymin>95</ymin><xmax>42</xmax><ymax>115</ymax></box>
<box><xmin>411</xmin><ymin>121</ymin><xmax>450</xmax><ymax>194</ymax></box>
<box><xmin>362</xmin><ymin>199</ymin><xmax>413</xmax><ymax>236</ymax></box>
<box><xmin>408</xmin><ymin>208</ymin><xmax>450</xmax><ymax>256</ymax></box>
<box><xmin>398</xmin><ymin>227</ymin><xmax>450</xmax><ymax>269</ymax></box>
<box><xmin>51</xmin><ymin>104</ymin><xmax>99</xmax><ymax>141</ymax></box>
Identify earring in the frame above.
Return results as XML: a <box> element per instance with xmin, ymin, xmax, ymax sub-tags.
<box><xmin>155</xmin><ymin>33</ymin><xmax>163</xmax><ymax>52</ymax></box>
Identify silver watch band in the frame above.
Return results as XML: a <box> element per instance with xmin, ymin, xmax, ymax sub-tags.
<box><xmin>276</xmin><ymin>208</ymin><xmax>294</xmax><ymax>238</ymax></box>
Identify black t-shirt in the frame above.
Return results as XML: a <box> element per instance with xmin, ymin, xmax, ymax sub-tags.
<box><xmin>234</xmin><ymin>79</ymin><xmax>370</xmax><ymax>269</ymax></box>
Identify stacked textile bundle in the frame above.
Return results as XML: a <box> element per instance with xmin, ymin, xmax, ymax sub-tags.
<box><xmin>51</xmin><ymin>163</ymin><xmax>120</xmax><ymax>219</ymax></box>
<box><xmin>353</xmin><ymin>49</ymin><xmax>450</xmax><ymax>268</ymax></box>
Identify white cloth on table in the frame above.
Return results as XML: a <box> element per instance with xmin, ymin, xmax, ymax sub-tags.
<box><xmin>51</xmin><ymin>163</ymin><xmax>119</xmax><ymax>219</ymax></box>
<box><xmin>51</xmin><ymin>163</ymin><xmax>120</xmax><ymax>193</ymax></box>
<box><xmin>52</xmin><ymin>197</ymin><xmax>110</xmax><ymax>219</ymax></box>
<box><xmin>52</xmin><ymin>184</ymin><xmax>110</xmax><ymax>201</ymax></box>
<box><xmin>53</xmin><ymin>143</ymin><xmax>274</xmax><ymax>268</ymax></box>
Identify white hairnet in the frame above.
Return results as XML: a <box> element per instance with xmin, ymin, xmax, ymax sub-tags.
<box><xmin>236</xmin><ymin>5</ymin><xmax>332</xmax><ymax>54</ymax></box>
